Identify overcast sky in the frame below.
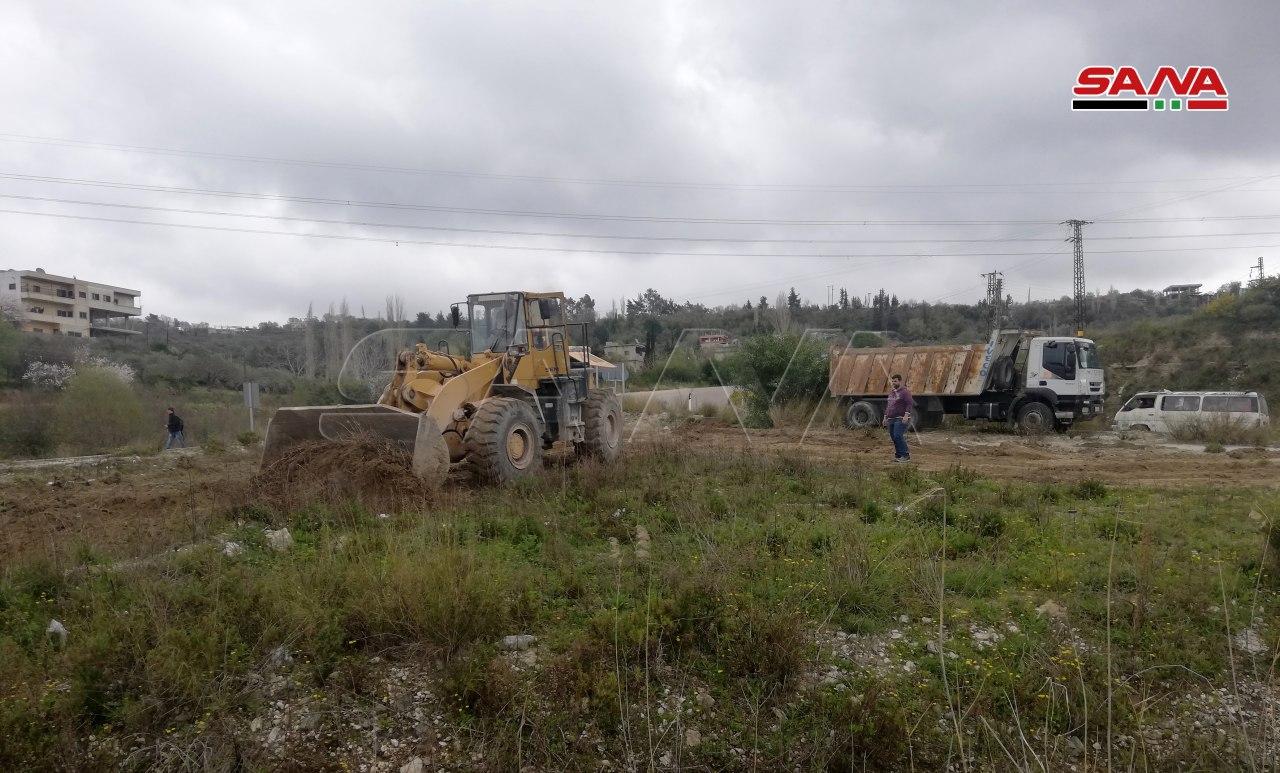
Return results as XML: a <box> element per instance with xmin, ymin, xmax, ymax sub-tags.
<box><xmin>1</xmin><ymin>1</ymin><xmax>1277</xmax><ymax>325</ymax></box>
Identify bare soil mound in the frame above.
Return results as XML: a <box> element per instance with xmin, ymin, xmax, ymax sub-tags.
<box><xmin>251</xmin><ymin>436</ymin><xmax>435</xmax><ymax>513</ymax></box>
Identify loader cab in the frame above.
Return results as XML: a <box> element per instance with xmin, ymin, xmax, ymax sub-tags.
<box><xmin>468</xmin><ymin>292</ymin><xmax>527</xmax><ymax>355</ymax></box>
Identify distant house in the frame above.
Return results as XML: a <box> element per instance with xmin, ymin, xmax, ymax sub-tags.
<box><xmin>697</xmin><ymin>333</ymin><xmax>732</xmax><ymax>351</ymax></box>
<box><xmin>604</xmin><ymin>340</ymin><xmax>647</xmax><ymax>370</ymax></box>
<box><xmin>1162</xmin><ymin>283</ymin><xmax>1203</xmax><ymax>298</ymax></box>
<box><xmin>0</xmin><ymin>267</ymin><xmax>141</xmax><ymax>337</ymax></box>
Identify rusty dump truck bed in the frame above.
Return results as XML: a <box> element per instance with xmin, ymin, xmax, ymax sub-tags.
<box><xmin>828</xmin><ymin>343</ymin><xmax>990</xmax><ymax>397</ymax></box>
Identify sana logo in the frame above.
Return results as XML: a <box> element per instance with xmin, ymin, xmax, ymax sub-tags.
<box><xmin>1072</xmin><ymin>66</ymin><xmax>1227</xmax><ymax>111</ymax></box>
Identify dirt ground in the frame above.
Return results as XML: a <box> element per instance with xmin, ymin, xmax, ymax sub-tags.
<box><xmin>659</xmin><ymin>421</ymin><xmax>1279</xmax><ymax>488</ymax></box>
<box><xmin>2</xmin><ymin>422</ymin><xmax>1274</xmax><ymax>566</ymax></box>
<box><xmin>0</xmin><ymin>448</ymin><xmax>256</xmax><ymax>566</ymax></box>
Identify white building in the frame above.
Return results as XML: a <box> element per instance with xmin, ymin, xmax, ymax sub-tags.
<box><xmin>0</xmin><ymin>267</ymin><xmax>142</xmax><ymax>337</ymax></box>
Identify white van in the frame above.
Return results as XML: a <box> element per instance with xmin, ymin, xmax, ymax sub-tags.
<box><xmin>1112</xmin><ymin>390</ymin><xmax>1270</xmax><ymax>433</ymax></box>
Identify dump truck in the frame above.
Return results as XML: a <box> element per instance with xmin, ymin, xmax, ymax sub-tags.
<box><xmin>829</xmin><ymin>330</ymin><xmax>1105</xmax><ymax>433</ymax></box>
<box><xmin>261</xmin><ymin>290</ymin><xmax>623</xmax><ymax>486</ymax></box>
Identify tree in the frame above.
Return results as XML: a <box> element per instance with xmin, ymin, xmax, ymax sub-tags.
<box><xmin>838</xmin><ymin>288</ymin><xmax>850</xmax><ymax>310</ymax></box>
<box><xmin>744</xmin><ymin>298</ymin><xmax>753</xmax><ymax>310</ymax></box>
<box><xmin>787</xmin><ymin>287</ymin><xmax>801</xmax><ymax>311</ymax></box>
<box><xmin>758</xmin><ymin>295</ymin><xmax>769</xmax><ymax>310</ymax></box>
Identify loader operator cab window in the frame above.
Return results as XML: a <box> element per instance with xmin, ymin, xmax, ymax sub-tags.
<box><xmin>525</xmin><ymin>297</ymin><xmax>562</xmax><ymax>350</ymax></box>
<box><xmin>469</xmin><ymin>293</ymin><xmax>526</xmax><ymax>354</ymax></box>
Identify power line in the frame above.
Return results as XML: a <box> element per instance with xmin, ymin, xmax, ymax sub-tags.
<box><xmin>3</xmin><ymin>206</ymin><xmax>1279</xmax><ymax>261</ymax></box>
<box><xmin>7</xmin><ymin>193</ymin><xmax>1280</xmax><ymax>246</ymax></box>
<box><xmin>6</xmin><ymin>171</ymin><xmax>1280</xmax><ymax>227</ymax></box>
<box><xmin>3</xmin><ymin>131</ymin><xmax>1276</xmax><ymax>193</ymax></box>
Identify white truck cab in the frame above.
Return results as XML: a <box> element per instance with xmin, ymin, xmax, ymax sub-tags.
<box><xmin>1022</xmin><ymin>337</ymin><xmax>1106</xmax><ymax>423</ymax></box>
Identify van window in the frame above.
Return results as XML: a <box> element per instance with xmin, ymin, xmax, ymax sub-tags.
<box><xmin>1161</xmin><ymin>395</ymin><xmax>1200</xmax><ymax>412</ymax></box>
<box><xmin>1202</xmin><ymin>395</ymin><xmax>1258</xmax><ymax>413</ymax></box>
<box><xmin>1120</xmin><ymin>394</ymin><xmax>1155</xmax><ymax>412</ymax></box>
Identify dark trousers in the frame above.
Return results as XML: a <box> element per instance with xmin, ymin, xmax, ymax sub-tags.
<box><xmin>887</xmin><ymin>418</ymin><xmax>909</xmax><ymax>459</ymax></box>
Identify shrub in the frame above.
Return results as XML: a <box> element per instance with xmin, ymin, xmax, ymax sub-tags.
<box><xmin>52</xmin><ymin>367</ymin><xmax>147</xmax><ymax>453</ymax></box>
<box><xmin>1074</xmin><ymin>478</ymin><xmax>1108</xmax><ymax>500</ymax></box>
<box><xmin>1167</xmin><ymin>414</ymin><xmax>1271</xmax><ymax>446</ymax></box>
<box><xmin>236</xmin><ymin>430</ymin><xmax>261</xmax><ymax>446</ymax></box>
<box><xmin>0</xmin><ymin>395</ymin><xmax>56</xmax><ymax>457</ymax></box>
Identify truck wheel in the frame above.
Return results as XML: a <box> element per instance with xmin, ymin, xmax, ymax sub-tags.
<box><xmin>465</xmin><ymin>397</ymin><xmax>543</xmax><ymax>484</ymax></box>
<box><xmin>991</xmin><ymin>357</ymin><xmax>1016</xmax><ymax>390</ymax></box>
<box><xmin>917</xmin><ymin>411</ymin><xmax>944</xmax><ymax>431</ymax></box>
<box><xmin>844</xmin><ymin>400</ymin><xmax>882</xmax><ymax>429</ymax></box>
<box><xmin>1015</xmin><ymin>402</ymin><xmax>1054</xmax><ymax>434</ymax></box>
<box><xmin>1053</xmin><ymin>420</ymin><xmax>1070</xmax><ymax>434</ymax></box>
<box><xmin>577</xmin><ymin>389</ymin><xmax>624</xmax><ymax>462</ymax></box>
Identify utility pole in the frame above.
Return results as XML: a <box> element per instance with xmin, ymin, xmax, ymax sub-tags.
<box><xmin>1064</xmin><ymin>219</ymin><xmax>1091</xmax><ymax>336</ymax></box>
<box><xmin>1249</xmin><ymin>256</ymin><xmax>1266</xmax><ymax>286</ymax></box>
<box><xmin>981</xmin><ymin>270</ymin><xmax>1005</xmax><ymax>332</ymax></box>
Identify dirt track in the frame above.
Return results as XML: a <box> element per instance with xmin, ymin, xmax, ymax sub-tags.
<box><xmin>2</xmin><ymin>423</ymin><xmax>1275</xmax><ymax>566</ymax></box>
<box><xmin>661</xmin><ymin>421</ymin><xmax>1279</xmax><ymax>488</ymax></box>
<box><xmin>0</xmin><ymin>449</ymin><xmax>256</xmax><ymax>566</ymax></box>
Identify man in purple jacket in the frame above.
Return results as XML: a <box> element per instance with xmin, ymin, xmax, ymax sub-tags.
<box><xmin>883</xmin><ymin>374</ymin><xmax>913</xmax><ymax>462</ymax></box>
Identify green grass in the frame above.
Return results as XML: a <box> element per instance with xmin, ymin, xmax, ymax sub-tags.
<box><xmin>1</xmin><ymin>444</ymin><xmax>1277</xmax><ymax>769</ymax></box>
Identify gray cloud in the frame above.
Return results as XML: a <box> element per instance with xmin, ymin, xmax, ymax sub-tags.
<box><xmin>0</xmin><ymin>0</ymin><xmax>1276</xmax><ymax>324</ymax></box>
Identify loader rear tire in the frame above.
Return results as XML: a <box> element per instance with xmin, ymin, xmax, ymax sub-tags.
<box><xmin>411</xmin><ymin>415</ymin><xmax>450</xmax><ymax>490</ymax></box>
<box><xmin>578</xmin><ymin>389</ymin><xmax>623</xmax><ymax>462</ymax></box>
<box><xmin>465</xmin><ymin>398</ymin><xmax>543</xmax><ymax>485</ymax></box>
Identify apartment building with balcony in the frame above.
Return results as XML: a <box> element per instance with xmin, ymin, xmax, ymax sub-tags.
<box><xmin>0</xmin><ymin>267</ymin><xmax>141</xmax><ymax>337</ymax></box>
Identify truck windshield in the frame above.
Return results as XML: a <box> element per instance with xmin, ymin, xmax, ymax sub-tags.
<box><xmin>1076</xmin><ymin>342</ymin><xmax>1101</xmax><ymax>369</ymax></box>
<box><xmin>469</xmin><ymin>293</ymin><xmax>525</xmax><ymax>354</ymax></box>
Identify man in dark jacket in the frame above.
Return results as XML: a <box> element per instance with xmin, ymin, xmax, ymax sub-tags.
<box><xmin>165</xmin><ymin>407</ymin><xmax>185</xmax><ymax>449</ymax></box>
<box><xmin>882</xmin><ymin>374</ymin><xmax>912</xmax><ymax>462</ymax></box>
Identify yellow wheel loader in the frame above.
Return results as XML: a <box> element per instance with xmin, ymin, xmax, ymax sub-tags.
<box><xmin>260</xmin><ymin>291</ymin><xmax>624</xmax><ymax>487</ymax></box>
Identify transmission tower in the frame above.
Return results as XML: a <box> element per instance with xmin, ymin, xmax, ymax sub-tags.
<box><xmin>1064</xmin><ymin>219</ymin><xmax>1091</xmax><ymax>336</ymax></box>
<box><xmin>981</xmin><ymin>270</ymin><xmax>1005</xmax><ymax>332</ymax></box>
<box><xmin>1249</xmin><ymin>256</ymin><xmax>1266</xmax><ymax>286</ymax></box>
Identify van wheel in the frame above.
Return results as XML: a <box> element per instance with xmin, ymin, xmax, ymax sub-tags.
<box><xmin>1015</xmin><ymin>402</ymin><xmax>1054</xmax><ymax>434</ymax></box>
<box><xmin>844</xmin><ymin>400</ymin><xmax>882</xmax><ymax>429</ymax></box>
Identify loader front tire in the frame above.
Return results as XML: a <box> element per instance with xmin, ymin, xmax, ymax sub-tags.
<box><xmin>578</xmin><ymin>389</ymin><xmax>623</xmax><ymax>462</ymax></box>
<box><xmin>465</xmin><ymin>398</ymin><xmax>543</xmax><ymax>485</ymax></box>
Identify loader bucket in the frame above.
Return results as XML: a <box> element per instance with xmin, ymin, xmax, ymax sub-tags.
<box><xmin>260</xmin><ymin>404</ymin><xmax>421</xmax><ymax>468</ymax></box>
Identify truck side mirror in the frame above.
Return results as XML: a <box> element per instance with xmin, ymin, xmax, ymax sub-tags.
<box><xmin>449</xmin><ymin>305</ymin><xmax>461</xmax><ymax>328</ymax></box>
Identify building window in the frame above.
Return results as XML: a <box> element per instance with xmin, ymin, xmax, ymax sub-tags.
<box><xmin>68</xmin><ymin>332</ymin><xmax>82</xmax><ymax>337</ymax></box>
<box><xmin>7</xmin><ymin>283</ymin><xmax>13</xmax><ymax>290</ymax></box>
<box><xmin>92</xmin><ymin>293</ymin><xmax>100</xmax><ymax>300</ymax></box>
<box><xmin>32</xmin><ymin>284</ymin><xmax>41</xmax><ymax>292</ymax></box>
<box><xmin>79</xmin><ymin>312</ymin><xmax>87</xmax><ymax>319</ymax></box>
<box><xmin>57</xmin><ymin>310</ymin><xmax>72</xmax><ymax>318</ymax></box>
<box><xmin>79</xmin><ymin>291</ymin><xmax>86</xmax><ymax>298</ymax></box>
